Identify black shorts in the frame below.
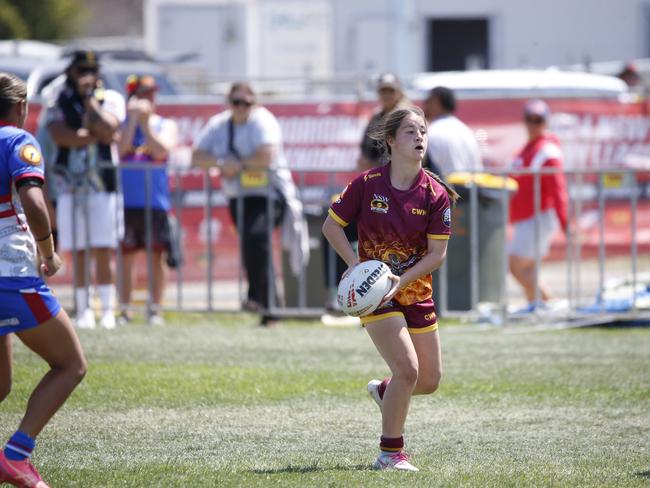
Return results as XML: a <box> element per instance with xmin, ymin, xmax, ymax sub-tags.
<box><xmin>122</xmin><ymin>208</ymin><xmax>171</xmax><ymax>251</ymax></box>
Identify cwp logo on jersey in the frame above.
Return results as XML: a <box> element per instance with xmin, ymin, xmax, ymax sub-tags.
<box><xmin>19</xmin><ymin>145</ymin><xmax>42</xmax><ymax>166</ymax></box>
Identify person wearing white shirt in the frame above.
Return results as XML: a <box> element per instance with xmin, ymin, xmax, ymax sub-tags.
<box><xmin>424</xmin><ymin>86</ymin><xmax>482</xmax><ymax>178</ymax></box>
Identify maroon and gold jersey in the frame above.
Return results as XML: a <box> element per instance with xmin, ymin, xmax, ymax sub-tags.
<box><xmin>329</xmin><ymin>163</ymin><xmax>451</xmax><ymax>306</ymax></box>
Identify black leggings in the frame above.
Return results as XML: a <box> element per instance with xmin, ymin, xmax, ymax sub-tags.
<box><xmin>228</xmin><ymin>196</ymin><xmax>285</xmax><ymax>317</ymax></box>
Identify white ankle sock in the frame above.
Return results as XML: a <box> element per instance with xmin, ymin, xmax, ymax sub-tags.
<box><xmin>75</xmin><ymin>287</ymin><xmax>89</xmax><ymax>313</ymax></box>
<box><xmin>97</xmin><ymin>285</ymin><xmax>115</xmax><ymax>314</ymax></box>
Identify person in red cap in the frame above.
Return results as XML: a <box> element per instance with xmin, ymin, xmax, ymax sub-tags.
<box><xmin>508</xmin><ymin>99</ymin><xmax>568</xmax><ymax>313</ymax></box>
<box><xmin>117</xmin><ymin>74</ymin><xmax>178</xmax><ymax>326</ymax></box>
<box><xmin>617</xmin><ymin>61</ymin><xmax>642</xmax><ymax>88</ymax></box>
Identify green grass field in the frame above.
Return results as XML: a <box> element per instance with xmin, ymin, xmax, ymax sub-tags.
<box><xmin>1</xmin><ymin>313</ymin><xmax>648</xmax><ymax>487</ymax></box>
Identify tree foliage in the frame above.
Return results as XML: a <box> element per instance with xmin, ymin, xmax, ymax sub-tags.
<box><xmin>0</xmin><ymin>0</ymin><xmax>87</xmax><ymax>40</ymax></box>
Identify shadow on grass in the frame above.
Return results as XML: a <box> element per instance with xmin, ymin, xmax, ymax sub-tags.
<box><xmin>252</xmin><ymin>463</ymin><xmax>368</xmax><ymax>474</ymax></box>
<box><xmin>635</xmin><ymin>470</ymin><xmax>650</xmax><ymax>480</ymax></box>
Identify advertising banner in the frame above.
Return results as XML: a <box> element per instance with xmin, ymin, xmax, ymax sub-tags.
<box><xmin>27</xmin><ymin>96</ymin><xmax>649</xmax><ymax>286</ymax></box>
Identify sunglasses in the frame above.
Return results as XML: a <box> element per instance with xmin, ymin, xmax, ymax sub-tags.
<box><xmin>524</xmin><ymin>116</ymin><xmax>545</xmax><ymax>125</ymax></box>
<box><xmin>76</xmin><ymin>66</ymin><xmax>98</xmax><ymax>76</ymax></box>
<box><xmin>378</xmin><ymin>87</ymin><xmax>397</xmax><ymax>95</ymax></box>
<box><xmin>230</xmin><ymin>98</ymin><xmax>253</xmax><ymax>107</ymax></box>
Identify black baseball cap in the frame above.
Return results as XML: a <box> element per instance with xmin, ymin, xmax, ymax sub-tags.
<box><xmin>67</xmin><ymin>49</ymin><xmax>100</xmax><ymax>70</ymax></box>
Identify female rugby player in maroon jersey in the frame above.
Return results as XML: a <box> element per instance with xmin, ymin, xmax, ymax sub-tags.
<box><xmin>323</xmin><ymin>106</ymin><xmax>458</xmax><ymax>471</ymax></box>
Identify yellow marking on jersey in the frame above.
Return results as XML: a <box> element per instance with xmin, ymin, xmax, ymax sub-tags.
<box><xmin>364</xmin><ymin>171</ymin><xmax>381</xmax><ymax>181</ymax></box>
<box><xmin>411</xmin><ymin>208</ymin><xmax>427</xmax><ymax>216</ymax></box>
<box><xmin>19</xmin><ymin>145</ymin><xmax>42</xmax><ymax>166</ymax></box>
<box><xmin>427</xmin><ymin>233</ymin><xmax>450</xmax><ymax>240</ymax></box>
<box><xmin>328</xmin><ymin>208</ymin><xmax>349</xmax><ymax>227</ymax></box>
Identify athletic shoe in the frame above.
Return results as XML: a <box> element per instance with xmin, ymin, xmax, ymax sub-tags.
<box><xmin>0</xmin><ymin>451</ymin><xmax>50</xmax><ymax>487</ymax></box>
<box><xmin>510</xmin><ymin>301</ymin><xmax>549</xmax><ymax>316</ymax></box>
<box><xmin>242</xmin><ymin>299</ymin><xmax>263</xmax><ymax>312</ymax></box>
<box><xmin>99</xmin><ymin>312</ymin><xmax>116</xmax><ymax>330</ymax></box>
<box><xmin>372</xmin><ymin>450</ymin><xmax>419</xmax><ymax>472</ymax></box>
<box><xmin>148</xmin><ymin>314</ymin><xmax>165</xmax><ymax>326</ymax></box>
<box><xmin>75</xmin><ymin>308</ymin><xmax>96</xmax><ymax>329</ymax></box>
<box><xmin>116</xmin><ymin>311</ymin><xmax>132</xmax><ymax>327</ymax></box>
<box><xmin>259</xmin><ymin>315</ymin><xmax>281</xmax><ymax>327</ymax></box>
<box><xmin>367</xmin><ymin>379</ymin><xmax>383</xmax><ymax>411</ymax></box>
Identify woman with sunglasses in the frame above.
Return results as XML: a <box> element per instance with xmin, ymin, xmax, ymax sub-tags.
<box><xmin>0</xmin><ymin>72</ymin><xmax>87</xmax><ymax>487</ymax></box>
<box><xmin>508</xmin><ymin>99</ymin><xmax>568</xmax><ymax>313</ymax></box>
<box><xmin>192</xmin><ymin>82</ymin><xmax>291</xmax><ymax>326</ymax></box>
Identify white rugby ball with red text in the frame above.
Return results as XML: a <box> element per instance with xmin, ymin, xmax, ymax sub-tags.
<box><xmin>337</xmin><ymin>260</ymin><xmax>392</xmax><ymax>317</ymax></box>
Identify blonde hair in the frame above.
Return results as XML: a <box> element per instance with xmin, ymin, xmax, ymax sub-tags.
<box><xmin>0</xmin><ymin>73</ymin><xmax>27</xmax><ymax>118</ymax></box>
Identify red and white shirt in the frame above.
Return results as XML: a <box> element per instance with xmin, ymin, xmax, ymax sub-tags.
<box><xmin>0</xmin><ymin>125</ymin><xmax>45</xmax><ymax>277</ymax></box>
<box><xmin>509</xmin><ymin>133</ymin><xmax>568</xmax><ymax>230</ymax></box>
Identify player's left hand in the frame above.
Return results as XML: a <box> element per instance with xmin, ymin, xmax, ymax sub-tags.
<box><xmin>379</xmin><ymin>273</ymin><xmax>400</xmax><ymax>307</ymax></box>
<box><xmin>41</xmin><ymin>253</ymin><xmax>63</xmax><ymax>277</ymax></box>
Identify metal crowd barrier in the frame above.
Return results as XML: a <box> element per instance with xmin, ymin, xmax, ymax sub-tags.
<box><xmin>56</xmin><ymin>162</ymin><xmax>648</xmax><ymax>327</ymax></box>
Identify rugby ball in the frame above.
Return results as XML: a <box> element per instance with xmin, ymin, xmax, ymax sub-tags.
<box><xmin>337</xmin><ymin>260</ymin><xmax>393</xmax><ymax>317</ymax></box>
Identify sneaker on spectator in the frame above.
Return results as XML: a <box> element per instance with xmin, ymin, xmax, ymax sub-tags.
<box><xmin>117</xmin><ymin>311</ymin><xmax>132</xmax><ymax>327</ymax></box>
<box><xmin>75</xmin><ymin>308</ymin><xmax>96</xmax><ymax>329</ymax></box>
<box><xmin>148</xmin><ymin>313</ymin><xmax>165</xmax><ymax>326</ymax></box>
<box><xmin>372</xmin><ymin>450</ymin><xmax>419</xmax><ymax>472</ymax></box>
<box><xmin>242</xmin><ymin>299</ymin><xmax>263</xmax><ymax>313</ymax></box>
<box><xmin>99</xmin><ymin>312</ymin><xmax>116</xmax><ymax>330</ymax></box>
<box><xmin>0</xmin><ymin>450</ymin><xmax>50</xmax><ymax>487</ymax></box>
<box><xmin>511</xmin><ymin>300</ymin><xmax>549</xmax><ymax>316</ymax></box>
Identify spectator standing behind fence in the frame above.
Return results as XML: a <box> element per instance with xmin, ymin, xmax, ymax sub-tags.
<box><xmin>116</xmin><ymin>75</ymin><xmax>178</xmax><ymax>326</ymax></box>
<box><xmin>357</xmin><ymin>73</ymin><xmax>411</xmax><ymax>171</ymax></box>
<box><xmin>509</xmin><ymin>100</ymin><xmax>568</xmax><ymax>313</ymax></box>
<box><xmin>423</xmin><ymin>86</ymin><xmax>482</xmax><ymax>178</ymax></box>
<box><xmin>0</xmin><ymin>72</ymin><xmax>87</xmax><ymax>488</ymax></box>
<box><xmin>192</xmin><ymin>82</ymin><xmax>290</xmax><ymax>327</ymax></box>
<box><xmin>46</xmin><ymin>50</ymin><xmax>125</xmax><ymax>330</ymax></box>
<box><xmin>323</xmin><ymin>106</ymin><xmax>459</xmax><ymax>471</ymax></box>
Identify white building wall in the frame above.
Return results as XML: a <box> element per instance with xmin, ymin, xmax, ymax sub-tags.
<box><xmin>146</xmin><ymin>0</ymin><xmax>649</xmax><ymax>81</ymax></box>
<box><xmin>332</xmin><ymin>0</ymin><xmax>649</xmax><ymax>76</ymax></box>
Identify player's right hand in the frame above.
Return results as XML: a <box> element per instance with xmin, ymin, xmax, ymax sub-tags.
<box><xmin>379</xmin><ymin>273</ymin><xmax>400</xmax><ymax>307</ymax></box>
<box><xmin>41</xmin><ymin>253</ymin><xmax>63</xmax><ymax>277</ymax></box>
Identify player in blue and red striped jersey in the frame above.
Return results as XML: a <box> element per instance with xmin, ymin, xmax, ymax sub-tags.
<box><xmin>323</xmin><ymin>106</ymin><xmax>458</xmax><ymax>471</ymax></box>
<box><xmin>0</xmin><ymin>73</ymin><xmax>87</xmax><ymax>488</ymax></box>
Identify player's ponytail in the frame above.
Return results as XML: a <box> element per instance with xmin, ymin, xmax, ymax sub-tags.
<box><xmin>424</xmin><ymin>169</ymin><xmax>460</xmax><ymax>204</ymax></box>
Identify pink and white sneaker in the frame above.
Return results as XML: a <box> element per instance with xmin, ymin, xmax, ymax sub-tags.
<box><xmin>367</xmin><ymin>379</ymin><xmax>383</xmax><ymax>411</ymax></box>
<box><xmin>372</xmin><ymin>450</ymin><xmax>419</xmax><ymax>472</ymax></box>
<box><xmin>0</xmin><ymin>451</ymin><xmax>50</xmax><ymax>487</ymax></box>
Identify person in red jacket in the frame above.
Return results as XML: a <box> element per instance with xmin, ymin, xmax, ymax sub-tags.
<box><xmin>509</xmin><ymin>100</ymin><xmax>568</xmax><ymax>312</ymax></box>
